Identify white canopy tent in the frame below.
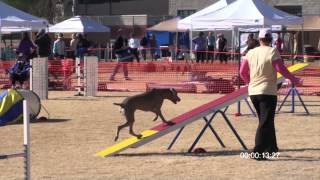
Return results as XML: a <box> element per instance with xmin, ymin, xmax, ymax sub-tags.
<box><xmin>178</xmin><ymin>0</ymin><xmax>234</xmax><ymax>31</ymax></box>
<box><xmin>48</xmin><ymin>16</ymin><xmax>110</xmax><ymax>33</ymax></box>
<box><xmin>193</xmin><ymin>0</ymin><xmax>303</xmax><ymax>27</ymax></box>
<box><xmin>0</xmin><ymin>1</ymin><xmax>48</xmax><ymax>32</ymax></box>
<box><xmin>179</xmin><ymin>0</ymin><xmax>303</xmax><ymax>56</ymax></box>
<box><xmin>0</xmin><ymin>1</ymin><xmax>48</xmax><ymax>59</ymax></box>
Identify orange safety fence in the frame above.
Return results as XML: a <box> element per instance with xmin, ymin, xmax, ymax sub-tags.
<box><xmin>0</xmin><ymin>59</ymin><xmax>319</xmax><ymax>95</ymax></box>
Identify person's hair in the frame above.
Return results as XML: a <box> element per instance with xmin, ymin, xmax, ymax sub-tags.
<box><xmin>76</xmin><ymin>33</ymin><xmax>83</xmax><ymax>39</ymax></box>
<box><xmin>58</xmin><ymin>33</ymin><xmax>63</xmax><ymax>38</ymax></box>
<box><xmin>259</xmin><ymin>33</ymin><xmax>273</xmax><ymax>45</ymax></box>
<box><xmin>37</xmin><ymin>29</ymin><xmax>45</xmax><ymax>37</ymax></box>
<box><xmin>199</xmin><ymin>32</ymin><xmax>204</xmax><ymax>37</ymax></box>
<box><xmin>22</xmin><ymin>32</ymin><xmax>30</xmax><ymax>41</ymax></box>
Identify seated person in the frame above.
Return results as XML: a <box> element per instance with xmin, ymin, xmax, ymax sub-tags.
<box><xmin>8</xmin><ymin>54</ymin><xmax>31</xmax><ymax>89</ymax></box>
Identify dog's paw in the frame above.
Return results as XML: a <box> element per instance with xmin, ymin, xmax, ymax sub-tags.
<box><xmin>166</xmin><ymin>121</ymin><xmax>175</xmax><ymax>126</ymax></box>
<box><xmin>136</xmin><ymin>134</ymin><xmax>143</xmax><ymax>139</ymax></box>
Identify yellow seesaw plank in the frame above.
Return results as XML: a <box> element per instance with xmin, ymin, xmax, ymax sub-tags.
<box><xmin>96</xmin><ymin>130</ymin><xmax>158</xmax><ymax>157</ymax></box>
<box><xmin>277</xmin><ymin>63</ymin><xmax>309</xmax><ymax>78</ymax></box>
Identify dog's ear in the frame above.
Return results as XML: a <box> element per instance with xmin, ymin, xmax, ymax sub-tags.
<box><xmin>170</xmin><ymin>88</ymin><xmax>177</xmax><ymax>94</ymax></box>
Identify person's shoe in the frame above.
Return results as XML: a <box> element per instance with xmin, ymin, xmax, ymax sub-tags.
<box><xmin>125</xmin><ymin>77</ymin><xmax>132</xmax><ymax>80</ymax></box>
<box><xmin>109</xmin><ymin>77</ymin><xmax>116</xmax><ymax>81</ymax></box>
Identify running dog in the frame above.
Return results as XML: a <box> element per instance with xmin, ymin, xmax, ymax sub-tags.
<box><xmin>113</xmin><ymin>88</ymin><xmax>181</xmax><ymax>141</ymax></box>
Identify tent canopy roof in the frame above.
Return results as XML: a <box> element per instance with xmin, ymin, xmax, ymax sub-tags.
<box><xmin>147</xmin><ymin>17</ymin><xmax>187</xmax><ymax>32</ymax></box>
<box><xmin>196</xmin><ymin>0</ymin><xmax>303</xmax><ymax>27</ymax></box>
<box><xmin>0</xmin><ymin>1</ymin><xmax>48</xmax><ymax>31</ymax></box>
<box><xmin>48</xmin><ymin>16</ymin><xmax>110</xmax><ymax>33</ymax></box>
<box><xmin>178</xmin><ymin>0</ymin><xmax>234</xmax><ymax>30</ymax></box>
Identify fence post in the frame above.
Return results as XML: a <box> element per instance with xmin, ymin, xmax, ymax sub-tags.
<box><xmin>23</xmin><ymin>100</ymin><xmax>30</xmax><ymax>180</ymax></box>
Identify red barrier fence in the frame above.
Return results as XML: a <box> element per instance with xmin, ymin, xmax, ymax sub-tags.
<box><xmin>0</xmin><ymin>60</ymin><xmax>319</xmax><ymax>95</ymax></box>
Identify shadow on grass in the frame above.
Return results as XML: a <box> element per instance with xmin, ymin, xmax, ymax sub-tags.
<box><xmin>5</xmin><ymin>118</ymin><xmax>71</xmax><ymax>125</ymax></box>
<box><xmin>49</xmin><ymin>95</ymin><xmax>129</xmax><ymax>101</ymax></box>
<box><xmin>30</xmin><ymin>118</ymin><xmax>71</xmax><ymax>124</ymax></box>
<box><xmin>114</xmin><ymin>150</ymin><xmax>243</xmax><ymax>158</ymax></box>
<box><xmin>113</xmin><ymin>148</ymin><xmax>320</xmax><ymax>162</ymax></box>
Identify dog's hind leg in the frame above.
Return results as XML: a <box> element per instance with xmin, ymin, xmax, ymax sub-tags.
<box><xmin>152</xmin><ymin>114</ymin><xmax>158</xmax><ymax>121</ymax></box>
<box><xmin>128</xmin><ymin>121</ymin><xmax>142</xmax><ymax>139</ymax></box>
<box><xmin>126</xmin><ymin>112</ymin><xmax>142</xmax><ymax>139</ymax></box>
<box><xmin>115</xmin><ymin>121</ymin><xmax>130</xmax><ymax>141</ymax></box>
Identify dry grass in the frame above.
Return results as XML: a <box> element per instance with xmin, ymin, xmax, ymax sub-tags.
<box><xmin>0</xmin><ymin>91</ymin><xmax>319</xmax><ymax>180</ymax></box>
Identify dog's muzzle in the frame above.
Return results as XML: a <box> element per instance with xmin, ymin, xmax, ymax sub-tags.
<box><xmin>173</xmin><ymin>97</ymin><xmax>181</xmax><ymax>104</ymax></box>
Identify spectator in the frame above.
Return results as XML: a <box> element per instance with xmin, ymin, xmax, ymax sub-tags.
<box><xmin>8</xmin><ymin>54</ymin><xmax>30</xmax><ymax>89</ymax></box>
<box><xmin>109</xmin><ymin>29</ymin><xmax>132</xmax><ymax>81</ymax></box>
<box><xmin>140</xmin><ymin>35</ymin><xmax>148</xmax><ymax>61</ymax></box>
<box><xmin>192</xmin><ymin>32</ymin><xmax>206</xmax><ymax>63</ymax></box>
<box><xmin>216</xmin><ymin>33</ymin><xmax>228</xmax><ymax>64</ymax></box>
<box><xmin>128</xmin><ymin>33</ymin><xmax>140</xmax><ymax>62</ymax></box>
<box><xmin>240</xmin><ymin>28</ymin><xmax>300</xmax><ymax>160</ymax></box>
<box><xmin>274</xmin><ymin>32</ymin><xmax>283</xmax><ymax>53</ymax></box>
<box><xmin>35</xmin><ymin>29</ymin><xmax>51</xmax><ymax>58</ymax></box>
<box><xmin>244</xmin><ymin>33</ymin><xmax>259</xmax><ymax>55</ymax></box>
<box><xmin>206</xmin><ymin>32</ymin><xmax>215</xmax><ymax>62</ymax></box>
<box><xmin>53</xmin><ymin>33</ymin><xmax>66</xmax><ymax>59</ymax></box>
<box><xmin>17</xmin><ymin>32</ymin><xmax>37</xmax><ymax>62</ymax></box>
<box><xmin>69</xmin><ymin>33</ymin><xmax>78</xmax><ymax>60</ymax></box>
<box><xmin>149</xmin><ymin>34</ymin><xmax>158</xmax><ymax>61</ymax></box>
<box><xmin>76</xmin><ymin>33</ymin><xmax>90</xmax><ymax>58</ymax></box>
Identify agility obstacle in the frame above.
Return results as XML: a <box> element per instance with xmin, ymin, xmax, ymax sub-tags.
<box><xmin>96</xmin><ymin>63</ymin><xmax>309</xmax><ymax>157</ymax></box>
<box><xmin>30</xmin><ymin>57</ymin><xmax>48</xmax><ymax>100</ymax></box>
<box><xmin>75</xmin><ymin>56</ymin><xmax>98</xmax><ymax>96</ymax></box>
<box><xmin>0</xmin><ymin>100</ymin><xmax>31</xmax><ymax>180</ymax></box>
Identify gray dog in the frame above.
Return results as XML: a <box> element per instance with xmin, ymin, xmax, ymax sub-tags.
<box><xmin>113</xmin><ymin>88</ymin><xmax>181</xmax><ymax>141</ymax></box>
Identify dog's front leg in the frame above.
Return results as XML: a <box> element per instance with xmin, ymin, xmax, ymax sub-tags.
<box><xmin>158</xmin><ymin>111</ymin><xmax>175</xmax><ymax>125</ymax></box>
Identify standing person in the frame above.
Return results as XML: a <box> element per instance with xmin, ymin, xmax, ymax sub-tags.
<box><xmin>216</xmin><ymin>33</ymin><xmax>228</xmax><ymax>64</ymax></box>
<box><xmin>140</xmin><ymin>34</ymin><xmax>148</xmax><ymax>61</ymax></box>
<box><xmin>244</xmin><ymin>33</ymin><xmax>259</xmax><ymax>55</ymax></box>
<box><xmin>274</xmin><ymin>32</ymin><xmax>283</xmax><ymax>53</ymax></box>
<box><xmin>69</xmin><ymin>33</ymin><xmax>78</xmax><ymax>60</ymax></box>
<box><xmin>240</xmin><ymin>28</ymin><xmax>301</xmax><ymax>160</ymax></box>
<box><xmin>35</xmin><ymin>29</ymin><xmax>51</xmax><ymax>58</ymax></box>
<box><xmin>192</xmin><ymin>32</ymin><xmax>206</xmax><ymax>63</ymax></box>
<box><xmin>109</xmin><ymin>29</ymin><xmax>133</xmax><ymax>81</ymax></box>
<box><xmin>206</xmin><ymin>32</ymin><xmax>216</xmax><ymax>62</ymax></box>
<box><xmin>53</xmin><ymin>33</ymin><xmax>66</xmax><ymax>59</ymax></box>
<box><xmin>76</xmin><ymin>33</ymin><xmax>91</xmax><ymax>58</ymax></box>
<box><xmin>17</xmin><ymin>32</ymin><xmax>37</xmax><ymax>62</ymax></box>
<box><xmin>128</xmin><ymin>33</ymin><xmax>140</xmax><ymax>62</ymax></box>
<box><xmin>149</xmin><ymin>34</ymin><xmax>158</xmax><ymax>61</ymax></box>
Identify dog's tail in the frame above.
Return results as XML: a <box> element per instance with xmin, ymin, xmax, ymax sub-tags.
<box><xmin>113</xmin><ymin>103</ymin><xmax>124</xmax><ymax>107</ymax></box>
<box><xmin>113</xmin><ymin>103</ymin><xmax>125</xmax><ymax>113</ymax></box>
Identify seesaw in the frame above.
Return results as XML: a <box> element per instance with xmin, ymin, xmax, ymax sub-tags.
<box><xmin>96</xmin><ymin>63</ymin><xmax>309</xmax><ymax>157</ymax></box>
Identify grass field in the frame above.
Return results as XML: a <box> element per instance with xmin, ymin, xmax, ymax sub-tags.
<box><xmin>0</xmin><ymin>91</ymin><xmax>319</xmax><ymax>180</ymax></box>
